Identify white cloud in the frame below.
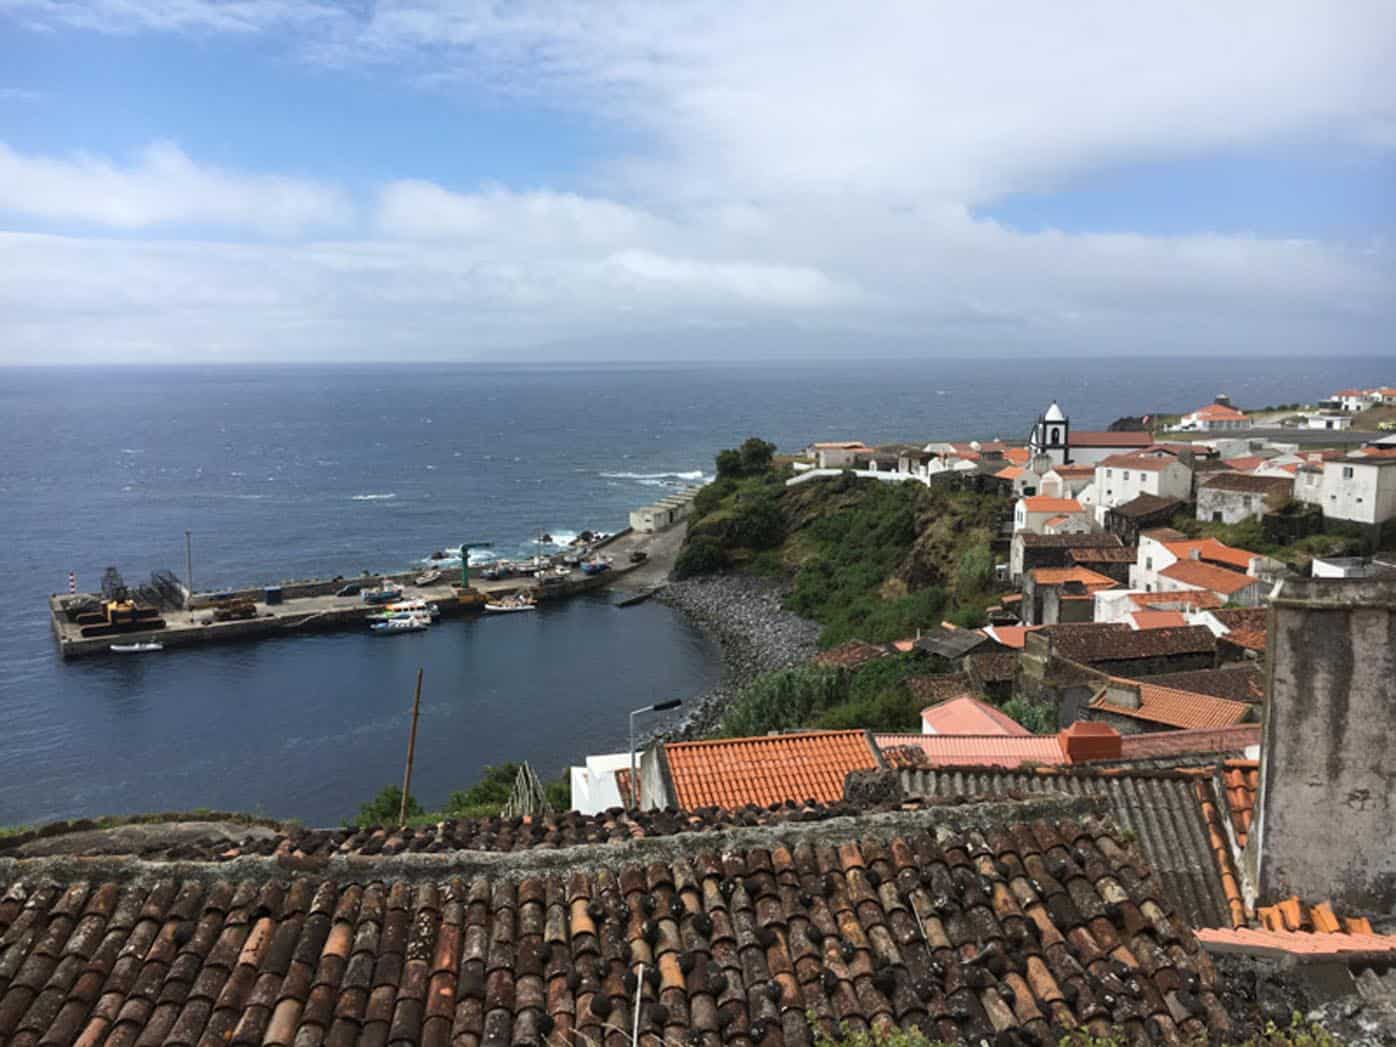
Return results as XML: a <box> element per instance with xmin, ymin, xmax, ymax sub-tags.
<box><xmin>0</xmin><ymin>140</ymin><xmax>352</xmax><ymax>234</ymax></box>
<box><xmin>0</xmin><ymin>1</ymin><xmax>1393</xmax><ymax>360</ymax></box>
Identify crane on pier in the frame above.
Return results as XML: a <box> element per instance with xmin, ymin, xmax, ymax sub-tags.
<box><xmin>458</xmin><ymin>542</ymin><xmax>493</xmax><ymax>588</ymax></box>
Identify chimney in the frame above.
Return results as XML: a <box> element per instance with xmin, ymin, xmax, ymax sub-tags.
<box><xmin>1256</xmin><ymin>578</ymin><xmax>1396</xmax><ymax>911</ymax></box>
<box><xmin>1057</xmin><ymin>721</ymin><xmax>1122</xmax><ymax>762</ymax></box>
<box><xmin>1215</xmin><ymin>393</ymin><xmax>1232</xmax><ymax>407</ymax></box>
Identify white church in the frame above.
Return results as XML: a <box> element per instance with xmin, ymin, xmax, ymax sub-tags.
<box><xmin>1027</xmin><ymin>400</ymin><xmax>1155</xmax><ymax>467</ymax></box>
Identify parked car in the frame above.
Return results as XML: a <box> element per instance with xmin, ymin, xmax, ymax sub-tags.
<box><xmin>335</xmin><ymin>583</ymin><xmax>363</xmax><ymax>597</ymax></box>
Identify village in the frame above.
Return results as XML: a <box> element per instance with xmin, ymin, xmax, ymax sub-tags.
<box><xmin>5</xmin><ymin>387</ymin><xmax>1396</xmax><ymax>1045</ymax></box>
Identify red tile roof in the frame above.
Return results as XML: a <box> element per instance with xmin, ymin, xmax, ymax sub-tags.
<box><xmin>1117</xmin><ymin>724</ymin><xmax>1262</xmax><ymax>761</ymax></box>
<box><xmin>1069</xmin><ymin>431</ymin><xmax>1154</xmax><ymax>447</ymax></box>
<box><xmin>1256</xmin><ymin>896</ymin><xmax>1378</xmax><ymax>937</ymax></box>
<box><xmin>1159</xmin><ymin>560</ymin><xmax>1258</xmax><ymax>596</ymax></box>
<box><xmin>1212</xmin><ymin>608</ymin><xmax>1267</xmax><ymax>653</ymax></box>
<box><xmin>1029</xmin><ymin>565</ymin><xmax>1118</xmax><ymax>589</ymax></box>
<box><xmin>919</xmin><ymin>695</ymin><xmax>1031</xmax><ymax>736</ymax></box>
<box><xmin>1164</xmin><ymin>537</ymin><xmax>1258</xmax><ymax>572</ymax></box>
<box><xmin>1097</xmin><ymin>453</ymin><xmax>1182</xmax><ymax>472</ymax></box>
<box><xmin>995</xmin><ymin>465</ymin><xmax>1025</xmax><ymax>479</ymax></box>
<box><xmin>1189</xmin><ymin>403</ymin><xmax>1250</xmax><ymax>422</ymax></box>
<box><xmin>1219</xmin><ymin>456</ymin><xmax>1268</xmax><ymax>472</ymax></box>
<box><xmin>873</xmin><ymin>733</ymin><xmax>1066</xmax><ymax>768</ymax></box>
<box><xmin>1003</xmin><ymin>446</ymin><xmax>1030</xmax><ymax>464</ymax></box>
<box><xmin>1221</xmin><ymin>759</ymin><xmax>1258</xmax><ymax>849</ymax></box>
<box><xmin>1129</xmin><ymin>590</ymin><xmax>1225</xmax><ymax>611</ymax></box>
<box><xmin>1021</xmin><ymin>496</ymin><xmax>1083</xmax><ymax>514</ymax></box>
<box><xmin>981</xmin><ymin>624</ymin><xmax>1040</xmax><ymax>648</ymax></box>
<box><xmin>811</xmin><ymin>639</ymin><xmax>886</xmax><ymax>670</ymax></box>
<box><xmin>1129</xmin><ymin>610</ymin><xmax>1187</xmax><ymax>629</ymax></box>
<box><xmin>1091</xmin><ymin>680</ymin><xmax>1251</xmax><ymax>730</ymax></box>
<box><xmin>662</xmin><ymin>731</ymin><xmax>880</xmax><ymax>809</ymax></box>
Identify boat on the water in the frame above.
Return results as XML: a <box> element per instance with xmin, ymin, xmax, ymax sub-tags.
<box><xmin>485</xmin><ymin>592</ymin><xmax>536</xmax><ymax>613</ymax></box>
<box><xmin>371</xmin><ymin>598</ymin><xmax>439</xmax><ymax>620</ymax></box>
<box><xmin>370</xmin><ymin>613</ymin><xmax>430</xmax><ymax>634</ymax></box>
<box><xmin>362</xmin><ymin>581</ymin><xmax>405</xmax><ymax>605</ymax></box>
<box><xmin>110</xmin><ymin>642</ymin><xmax>164</xmax><ymax>653</ymax></box>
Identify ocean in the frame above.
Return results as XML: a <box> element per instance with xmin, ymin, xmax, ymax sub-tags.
<box><xmin>1</xmin><ymin>356</ymin><xmax>1388</xmax><ymax>827</ymax></box>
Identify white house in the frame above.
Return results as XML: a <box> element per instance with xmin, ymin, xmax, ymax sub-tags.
<box><xmin>1039</xmin><ymin>464</ymin><xmax>1095</xmax><ymax>499</ymax></box>
<box><xmin>1091</xmin><ymin>453</ymin><xmax>1193</xmax><ymax>510</ymax></box>
<box><xmin>1014</xmin><ymin>495</ymin><xmax>1087</xmax><ymax>534</ymax></box>
<box><xmin>1179</xmin><ymin>397</ymin><xmax>1250</xmax><ymax>431</ymax></box>
<box><xmin>1331</xmin><ymin>389</ymin><xmax>1373</xmax><ymax>413</ymax></box>
<box><xmin>1155</xmin><ymin>559</ymin><xmax>1267</xmax><ymax>607</ymax></box>
<box><xmin>1196</xmin><ymin>473</ymin><xmax>1293</xmax><ymax>525</ymax></box>
<box><xmin>1305</xmin><ymin>413</ymin><xmax>1352</xmax><ymax>431</ymax></box>
<box><xmin>809</xmin><ymin>442</ymin><xmax>871</xmax><ymax>468</ymax></box>
<box><xmin>1293</xmin><ymin>465</ymin><xmax>1325</xmax><ymax>507</ymax></box>
<box><xmin>1132</xmin><ymin>533</ymin><xmax>1262</xmax><ymax>592</ymax></box>
<box><xmin>1320</xmin><ymin>457</ymin><xmax>1396</xmax><ymax>525</ymax></box>
<box><xmin>569</xmin><ymin>751</ymin><xmax>636</xmax><ymax>814</ymax></box>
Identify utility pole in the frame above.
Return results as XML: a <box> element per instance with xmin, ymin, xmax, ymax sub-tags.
<box><xmin>184</xmin><ymin>530</ymin><xmax>194</xmax><ymax>610</ymax></box>
<box><xmin>399</xmin><ymin>668</ymin><xmax>424</xmax><ymax>825</ymax></box>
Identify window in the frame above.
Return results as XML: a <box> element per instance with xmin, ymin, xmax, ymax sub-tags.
<box><xmin>1123</xmin><ymin>471</ymin><xmax>1130</xmax><ymax>481</ymax></box>
<box><xmin>1212</xmin><ymin>511</ymin><xmax>1223</xmax><ymax>522</ymax></box>
<box><xmin>1106</xmin><ymin>469</ymin><xmax>1112</xmax><ymax>478</ymax></box>
<box><xmin>1343</xmin><ymin>466</ymin><xmax>1354</xmax><ymax>479</ymax></box>
<box><xmin>1145</xmin><ymin>557</ymin><xmax>1152</xmax><ymax>570</ymax></box>
<box><xmin>1242</xmin><ymin>496</ymin><xmax>1253</xmax><ymax>509</ymax></box>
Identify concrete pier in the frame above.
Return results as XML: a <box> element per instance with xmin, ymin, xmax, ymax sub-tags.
<box><xmin>50</xmin><ymin>525</ymin><xmax>679</xmax><ymax>660</ymax></box>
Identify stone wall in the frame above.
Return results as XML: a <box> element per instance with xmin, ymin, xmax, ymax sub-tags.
<box><xmin>1256</xmin><ymin>578</ymin><xmax>1396</xmax><ymax>911</ymax></box>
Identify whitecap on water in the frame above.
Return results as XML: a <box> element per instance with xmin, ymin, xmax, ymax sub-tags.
<box><xmin>350</xmin><ymin>493</ymin><xmax>397</xmax><ymax>501</ymax></box>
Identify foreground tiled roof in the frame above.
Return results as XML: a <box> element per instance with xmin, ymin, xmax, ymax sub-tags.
<box><xmin>1039</xmin><ymin>623</ymin><xmax>1216</xmax><ymax>664</ymax></box>
<box><xmin>875</xmin><ymin>734</ymin><xmax>1065</xmax><ymax>769</ymax></box>
<box><xmin>662</xmin><ymin>732</ymin><xmax>880</xmax><ymax>810</ymax></box>
<box><xmin>1255</xmin><ymin>897</ymin><xmax>1378</xmax><ymax>937</ymax></box>
<box><xmin>1158</xmin><ymin>561</ymin><xmax>1257</xmax><ymax>596</ymax></box>
<box><xmin>1090</xmin><ymin>682</ymin><xmax>1250</xmax><ymax>731</ymax></box>
<box><xmin>921</xmin><ymin>698</ymin><xmax>1033</xmax><ymax>737</ymax></box>
<box><xmin>811</xmin><ymin>641</ymin><xmax>887</xmax><ymax>671</ymax></box>
<box><xmin>896</xmin><ymin>767</ymin><xmax>1237</xmax><ymax>929</ymax></box>
<box><xmin>0</xmin><ymin>809</ymin><xmax>1251</xmax><ymax>1047</ymax></box>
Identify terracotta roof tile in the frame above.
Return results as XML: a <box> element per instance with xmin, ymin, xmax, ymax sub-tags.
<box><xmin>1197</xmin><ymin>927</ymin><xmax>1396</xmax><ymax>958</ymax></box>
<box><xmin>1190</xmin><ymin>403</ymin><xmax>1250</xmax><ymax>422</ymax></box>
<box><xmin>0</xmin><ymin>812</ymin><xmax>1255</xmax><ymax>1046</ymax></box>
<box><xmin>1193</xmin><ymin>780</ymin><xmax>1247</xmax><ymax>928</ymax></box>
<box><xmin>1003</xmin><ymin>446</ymin><xmax>1030</xmax><ymax>463</ymax></box>
<box><xmin>1212</xmin><ymin>608</ymin><xmax>1268</xmax><ymax>654</ymax></box>
<box><xmin>1069</xmin><ymin>430</ymin><xmax>1154</xmax><ymax>447</ymax></box>
<box><xmin>811</xmin><ymin>640</ymin><xmax>887</xmax><ymax>670</ymax></box>
<box><xmin>1091</xmin><ymin>680</ymin><xmax>1251</xmax><ymax>730</ymax></box>
<box><xmin>1163</xmin><ymin>538</ymin><xmax>1259</xmax><ymax>572</ymax></box>
<box><xmin>1021</xmin><ymin>496</ymin><xmax>1083</xmax><ymax>514</ymax></box>
<box><xmin>1040</xmin><ymin>622</ymin><xmax>1216</xmax><ymax>664</ymax></box>
<box><xmin>919</xmin><ymin>696</ymin><xmax>1031</xmax><ymax>736</ymax></box>
<box><xmin>981</xmin><ymin>625</ymin><xmax>1041</xmax><ymax>648</ymax></box>
<box><xmin>1220</xmin><ymin>760</ymin><xmax>1259</xmax><ymax>849</ymax></box>
<box><xmin>1159</xmin><ymin>560</ymin><xmax>1258</xmax><ymax>596</ymax></box>
<box><xmin>1015</xmin><ymin>532</ymin><xmax>1123</xmax><ymax>549</ymax></box>
<box><xmin>1067</xmin><ymin>546</ymin><xmax>1137</xmax><ymax>564</ymax></box>
<box><xmin>1116</xmin><ymin>725</ymin><xmax>1262</xmax><ymax>761</ymax></box>
<box><xmin>1128</xmin><ymin>611</ymin><xmax>1187</xmax><ymax>629</ymax></box>
<box><xmin>995</xmin><ymin>465</ymin><xmax>1025</xmax><ymax>479</ymax></box>
<box><xmin>663</xmin><ymin>731</ymin><xmax>880</xmax><ymax>809</ymax></box>
<box><xmin>1097</xmin><ymin>453</ymin><xmax>1183</xmax><ymax>472</ymax></box>
<box><xmin>1110</xmin><ymin>494</ymin><xmax>1185</xmax><ymax>519</ymax></box>
<box><xmin>904</xmin><ymin>673</ymin><xmax>976</xmax><ymax>705</ymax></box>
<box><xmin>1028</xmin><ymin>566</ymin><xmax>1118</xmax><ymax>590</ymax></box>
<box><xmin>873</xmin><ymin>733</ymin><xmax>1066</xmax><ymax>768</ymax></box>
<box><xmin>1129</xmin><ymin>590</ymin><xmax>1225</xmax><ymax>611</ymax></box>
<box><xmin>1220</xmin><ymin>456</ymin><xmax>1268</xmax><ymax>472</ymax></box>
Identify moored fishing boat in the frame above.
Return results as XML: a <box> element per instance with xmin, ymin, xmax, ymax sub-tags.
<box><xmin>485</xmin><ymin>592</ymin><xmax>536</xmax><ymax>613</ymax></box>
<box><xmin>369</xmin><ymin>613</ymin><xmax>430</xmax><ymax>634</ymax></box>
<box><xmin>361</xmin><ymin>580</ymin><xmax>405</xmax><ymax>605</ymax></box>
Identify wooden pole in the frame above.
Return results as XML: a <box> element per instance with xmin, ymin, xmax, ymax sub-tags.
<box><xmin>399</xmin><ymin>668</ymin><xmax>424</xmax><ymax>825</ymax></box>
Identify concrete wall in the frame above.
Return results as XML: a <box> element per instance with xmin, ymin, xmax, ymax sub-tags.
<box><xmin>1197</xmin><ymin>487</ymin><xmax>1266</xmax><ymax>526</ymax></box>
<box><xmin>1256</xmin><ymin>578</ymin><xmax>1396</xmax><ymax>911</ymax></box>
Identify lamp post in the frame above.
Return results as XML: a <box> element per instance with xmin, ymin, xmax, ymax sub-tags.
<box><xmin>629</xmin><ymin>699</ymin><xmax>682</xmax><ymax>810</ymax></box>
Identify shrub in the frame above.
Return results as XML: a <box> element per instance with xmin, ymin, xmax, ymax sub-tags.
<box><xmin>1001</xmin><ymin>697</ymin><xmax>1057</xmax><ymax>734</ymax></box>
<box><xmin>674</xmin><ymin>536</ymin><xmax>725</xmax><ymax>578</ymax></box>
<box><xmin>355</xmin><ymin>784</ymin><xmax>422</xmax><ymax>827</ymax></box>
<box><xmin>720</xmin><ymin>667</ymin><xmax>845</xmax><ymax>737</ymax></box>
<box><xmin>727</xmin><ymin>490</ymin><xmax>784</xmax><ymax>549</ymax></box>
<box><xmin>956</xmin><ymin>544</ymin><xmax>993</xmax><ymax>595</ymax></box>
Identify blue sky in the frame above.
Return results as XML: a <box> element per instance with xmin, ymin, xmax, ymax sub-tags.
<box><xmin>0</xmin><ymin>2</ymin><xmax>1392</xmax><ymax>362</ymax></box>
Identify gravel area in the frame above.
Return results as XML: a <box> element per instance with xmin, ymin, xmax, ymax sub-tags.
<box><xmin>650</xmin><ymin>574</ymin><xmax>819</xmax><ymax>740</ymax></box>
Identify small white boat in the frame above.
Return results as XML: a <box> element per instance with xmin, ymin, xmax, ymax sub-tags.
<box><xmin>370</xmin><ymin>613</ymin><xmax>430</xmax><ymax>634</ymax></box>
<box><xmin>485</xmin><ymin>593</ymin><xmax>536</xmax><ymax>613</ymax></box>
<box><xmin>110</xmin><ymin>642</ymin><xmax>164</xmax><ymax>653</ymax></box>
<box><xmin>415</xmin><ymin>569</ymin><xmax>443</xmax><ymax>587</ymax></box>
<box><xmin>381</xmin><ymin>599</ymin><xmax>440</xmax><ymax>619</ymax></box>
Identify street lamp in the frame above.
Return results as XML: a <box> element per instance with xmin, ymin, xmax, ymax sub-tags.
<box><xmin>629</xmin><ymin>699</ymin><xmax>682</xmax><ymax>810</ymax></box>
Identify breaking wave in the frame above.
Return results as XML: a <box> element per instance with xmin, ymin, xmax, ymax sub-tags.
<box><xmin>600</xmin><ymin>470</ymin><xmax>705</xmax><ymax>481</ymax></box>
<box><xmin>350</xmin><ymin>493</ymin><xmax>397</xmax><ymax>501</ymax></box>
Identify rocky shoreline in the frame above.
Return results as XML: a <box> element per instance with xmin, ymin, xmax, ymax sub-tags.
<box><xmin>651</xmin><ymin>574</ymin><xmax>820</xmax><ymax>740</ymax></box>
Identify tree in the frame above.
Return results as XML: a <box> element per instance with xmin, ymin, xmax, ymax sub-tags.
<box><xmin>715</xmin><ymin>448</ymin><xmax>744</xmax><ymax>479</ymax></box>
<box><xmin>674</xmin><ymin>537</ymin><xmax>725</xmax><ymax>578</ymax></box>
<box><xmin>355</xmin><ymin>784</ymin><xmax>422</xmax><ymax>827</ymax></box>
<box><xmin>738</xmin><ymin>437</ymin><xmax>777</xmax><ymax>475</ymax></box>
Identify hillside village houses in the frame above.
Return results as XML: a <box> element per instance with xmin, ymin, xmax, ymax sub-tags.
<box><xmin>1176</xmin><ymin>394</ymin><xmax>1250</xmax><ymax>431</ymax></box>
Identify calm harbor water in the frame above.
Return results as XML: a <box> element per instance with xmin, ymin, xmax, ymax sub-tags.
<box><xmin>1</xmin><ymin>357</ymin><xmax>1388</xmax><ymax>826</ymax></box>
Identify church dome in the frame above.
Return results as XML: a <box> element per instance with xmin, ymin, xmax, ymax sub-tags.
<box><xmin>1043</xmin><ymin>401</ymin><xmax>1066</xmax><ymax>422</ymax></box>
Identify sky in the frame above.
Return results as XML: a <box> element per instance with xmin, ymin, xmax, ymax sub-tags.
<box><xmin>0</xmin><ymin>2</ymin><xmax>1393</xmax><ymax>363</ymax></box>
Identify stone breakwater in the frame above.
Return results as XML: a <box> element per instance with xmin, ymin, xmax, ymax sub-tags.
<box><xmin>652</xmin><ymin>574</ymin><xmax>820</xmax><ymax>740</ymax></box>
